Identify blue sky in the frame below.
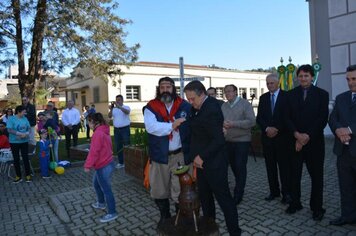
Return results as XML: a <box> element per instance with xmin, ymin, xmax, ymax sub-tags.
<box><xmin>117</xmin><ymin>0</ymin><xmax>311</xmax><ymax>70</ymax></box>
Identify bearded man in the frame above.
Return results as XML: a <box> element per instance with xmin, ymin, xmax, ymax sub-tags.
<box><xmin>143</xmin><ymin>76</ymin><xmax>191</xmax><ymax>228</ymax></box>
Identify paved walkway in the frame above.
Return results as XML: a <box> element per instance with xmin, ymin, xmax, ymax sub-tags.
<box><xmin>1</xmin><ymin>137</ymin><xmax>356</xmax><ymax>235</ymax></box>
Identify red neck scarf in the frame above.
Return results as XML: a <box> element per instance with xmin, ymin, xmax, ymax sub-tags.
<box><xmin>148</xmin><ymin>97</ymin><xmax>183</xmax><ymax>139</ymax></box>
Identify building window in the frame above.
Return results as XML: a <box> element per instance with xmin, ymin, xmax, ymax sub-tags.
<box><xmin>175</xmin><ymin>87</ymin><xmax>181</xmax><ymax>97</ymax></box>
<box><xmin>261</xmin><ymin>88</ymin><xmax>264</xmax><ymax>95</ymax></box>
<box><xmin>126</xmin><ymin>86</ymin><xmax>140</xmax><ymax>100</ymax></box>
<box><xmin>216</xmin><ymin>87</ymin><xmax>224</xmax><ymax>99</ymax></box>
<box><xmin>250</xmin><ymin>88</ymin><xmax>257</xmax><ymax>99</ymax></box>
<box><xmin>93</xmin><ymin>87</ymin><xmax>100</xmax><ymax>103</ymax></box>
<box><xmin>238</xmin><ymin>87</ymin><xmax>247</xmax><ymax>98</ymax></box>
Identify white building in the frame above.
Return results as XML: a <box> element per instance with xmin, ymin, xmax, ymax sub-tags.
<box><xmin>66</xmin><ymin>61</ymin><xmax>269</xmax><ymax>121</ymax></box>
<box><xmin>307</xmin><ymin>0</ymin><xmax>356</xmax><ymax>99</ymax></box>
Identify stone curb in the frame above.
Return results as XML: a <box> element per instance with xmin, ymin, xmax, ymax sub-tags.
<box><xmin>48</xmin><ymin>195</ymin><xmax>71</xmax><ymax>223</ymax></box>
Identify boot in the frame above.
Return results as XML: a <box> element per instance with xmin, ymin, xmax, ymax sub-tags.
<box><xmin>155</xmin><ymin>199</ymin><xmax>171</xmax><ymax>228</ymax></box>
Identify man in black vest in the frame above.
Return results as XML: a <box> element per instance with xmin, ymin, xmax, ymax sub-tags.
<box><xmin>143</xmin><ymin>77</ymin><xmax>191</xmax><ymax>228</ymax></box>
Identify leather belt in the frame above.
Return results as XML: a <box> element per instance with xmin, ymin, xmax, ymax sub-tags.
<box><xmin>168</xmin><ymin>148</ymin><xmax>182</xmax><ymax>156</ymax></box>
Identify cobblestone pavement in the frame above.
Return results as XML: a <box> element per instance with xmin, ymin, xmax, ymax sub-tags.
<box><xmin>1</xmin><ymin>137</ymin><xmax>356</xmax><ymax>235</ymax></box>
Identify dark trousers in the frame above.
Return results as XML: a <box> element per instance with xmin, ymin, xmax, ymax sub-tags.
<box><xmin>337</xmin><ymin>146</ymin><xmax>356</xmax><ymax>221</ymax></box>
<box><xmin>86</xmin><ymin>124</ymin><xmax>90</xmax><ymax>139</ymax></box>
<box><xmin>10</xmin><ymin>142</ymin><xmax>30</xmax><ymax>177</ymax></box>
<box><xmin>226</xmin><ymin>141</ymin><xmax>250</xmax><ymax>201</ymax></box>
<box><xmin>263</xmin><ymin>138</ymin><xmax>291</xmax><ymax>197</ymax></box>
<box><xmin>64</xmin><ymin>124</ymin><xmax>79</xmax><ymax>156</ymax></box>
<box><xmin>197</xmin><ymin>166</ymin><xmax>241</xmax><ymax>236</ymax></box>
<box><xmin>114</xmin><ymin>126</ymin><xmax>130</xmax><ymax>164</ymax></box>
<box><xmin>290</xmin><ymin>138</ymin><xmax>325</xmax><ymax>212</ymax></box>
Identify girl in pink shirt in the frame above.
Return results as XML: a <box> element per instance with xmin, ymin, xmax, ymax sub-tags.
<box><xmin>84</xmin><ymin>113</ymin><xmax>118</xmax><ymax>223</ymax></box>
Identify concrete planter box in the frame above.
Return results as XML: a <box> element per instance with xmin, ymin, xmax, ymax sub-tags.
<box><xmin>70</xmin><ymin>144</ymin><xmax>90</xmax><ymax>161</ymax></box>
<box><xmin>124</xmin><ymin>145</ymin><xmax>148</xmax><ymax>181</ymax></box>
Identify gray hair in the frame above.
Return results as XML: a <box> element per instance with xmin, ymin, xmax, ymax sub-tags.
<box><xmin>266</xmin><ymin>73</ymin><xmax>279</xmax><ymax>82</ymax></box>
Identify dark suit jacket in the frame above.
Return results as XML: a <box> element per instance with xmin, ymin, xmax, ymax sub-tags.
<box><xmin>285</xmin><ymin>85</ymin><xmax>329</xmax><ymax>142</ymax></box>
<box><xmin>188</xmin><ymin>96</ymin><xmax>227</xmax><ymax>169</ymax></box>
<box><xmin>256</xmin><ymin>90</ymin><xmax>288</xmax><ymax>145</ymax></box>
<box><xmin>329</xmin><ymin>91</ymin><xmax>356</xmax><ymax>157</ymax></box>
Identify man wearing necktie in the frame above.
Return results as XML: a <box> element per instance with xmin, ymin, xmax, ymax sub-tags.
<box><xmin>329</xmin><ymin>64</ymin><xmax>356</xmax><ymax>226</ymax></box>
<box><xmin>257</xmin><ymin>74</ymin><xmax>292</xmax><ymax>204</ymax></box>
<box><xmin>284</xmin><ymin>64</ymin><xmax>329</xmax><ymax>221</ymax></box>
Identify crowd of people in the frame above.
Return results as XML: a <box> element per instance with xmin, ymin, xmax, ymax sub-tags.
<box><xmin>137</xmin><ymin>63</ymin><xmax>355</xmax><ymax>235</ymax></box>
<box><xmin>0</xmin><ymin>63</ymin><xmax>355</xmax><ymax>234</ymax></box>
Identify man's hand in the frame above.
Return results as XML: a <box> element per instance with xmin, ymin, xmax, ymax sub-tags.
<box><xmin>335</xmin><ymin>127</ymin><xmax>351</xmax><ymax>144</ymax></box>
<box><xmin>172</xmin><ymin>118</ymin><xmax>186</xmax><ymax>130</ymax></box>
<box><xmin>223</xmin><ymin>120</ymin><xmax>234</xmax><ymax>129</ymax></box>
<box><xmin>295</xmin><ymin>140</ymin><xmax>303</xmax><ymax>152</ymax></box>
<box><xmin>294</xmin><ymin>131</ymin><xmax>310</xmax><ymax>145</ymax></box>
<box><xmin>193</xmin><ymin>155</ymin><xmax>204</xmax><ymax>169</ymax></box>
<box><xmin>84</xmin><ymin>168</ymin><xmax>90</xmax><ymax>173</ymax></box>
<box><xmin>266</xmin><ymin>127</ymin><xmax>278</xmax><ymax>138</ymax></box>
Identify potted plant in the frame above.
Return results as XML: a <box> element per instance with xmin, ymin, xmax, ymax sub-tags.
<box><xmin>250</xmin><ymin>124</ymin><xmax>263</xmax><ymax>158</ymax></box>
<box><xmin>124</xmin><ymin>128</ymin><xmax>149</xmax><ymax>181</ymax></box>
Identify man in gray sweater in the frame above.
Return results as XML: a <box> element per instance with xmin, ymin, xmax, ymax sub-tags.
<box><xmin>222</xmin><ymin>84</ymin><xmax>256</xmax><ymax>205</ymax></box>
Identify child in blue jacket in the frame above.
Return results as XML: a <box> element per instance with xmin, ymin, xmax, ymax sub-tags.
<box><xmin>38</xmin><ymin>129</ymin><xmax>52</xmax><ymax>178</ymax></box>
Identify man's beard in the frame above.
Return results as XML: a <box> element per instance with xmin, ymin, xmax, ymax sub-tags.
<box><xmin>160</xmin><ymin>92</ymin><xmax>173</xmax><ymax>103</ymax></box>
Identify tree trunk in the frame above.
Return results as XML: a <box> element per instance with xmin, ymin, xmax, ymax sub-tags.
<box><xmin>12</xmin><ymin>0</ymin><xmax>26</xmax><ymax>98</ymax></box>
<box><xmin>27</xmin><ymin>0</ymin><xmax>47</xmax><ymax>102</ymax></box>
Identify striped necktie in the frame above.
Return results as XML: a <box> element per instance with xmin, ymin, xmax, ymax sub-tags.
<box><xmin>353</xmin><ymin>93</ymin><xmax>356</xmax><ymax>104</ymax></box>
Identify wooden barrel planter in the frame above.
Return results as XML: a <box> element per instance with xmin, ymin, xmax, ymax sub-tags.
<box><xmin>124</xmin><ymin>145</ymin><xmax>148</xmax><ymax>181</ymax></box>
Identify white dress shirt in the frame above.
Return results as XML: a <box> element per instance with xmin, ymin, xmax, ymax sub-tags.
<box><xmin>62</xmin><ymin>107</ymin><xmax>81</xmax><ymax>126</ymax></box>
<box><xmin>144</xmin><ymin>102</ymin><xmax>181</xmax><ymax>151</ymax></box>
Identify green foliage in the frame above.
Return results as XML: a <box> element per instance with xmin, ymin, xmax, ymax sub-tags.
<box><xmin>35</xmin><ymin>88</ymin><xmax>49</xmax><ymax>106</ymax></box>
<box><xmin>132</xmin><ymin>128</ymin><xmax>148</xmax><ymax>146</ymax></box>
<box><xmin>0</xmin><ymin>0</ymin><xmax>139</xmax><ymax>97</ymax></box>
<box><xmin>57</xmin><ymin>101</ymin><xmax>66</xmax><ymax>109</ymax></box>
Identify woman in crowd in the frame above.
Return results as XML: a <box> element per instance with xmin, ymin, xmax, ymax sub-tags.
<box><xmin>7</xmin><ymin>105</ymin><xmax>31</xmax><ymax>183</ymax></box>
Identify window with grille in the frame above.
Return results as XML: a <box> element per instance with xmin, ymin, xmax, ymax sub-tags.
<box><xmin>238</xmin><ymin>87</ymin><xmax>247</xmax><ymax>97</ymax></box>
<box><xmin>93</xmin><ymin>87</ymin><xmax>100</xmax><ymax>103</ymax></box>
<box><xmin>175</xmin><ymin>87</ymin><xmax>181</xmax><ymax>96</ymax></box>
<box><xmin>126</xmin><ymin>86</ymin><xmax>140</xmax><ymax>100</ymax></box>
<box><xmin>250</xmin><ymin>88</ymin><xmax>257</xmax><ymax>98</ymax></box>
<box><xmin>216</xmin><ymin>87</ymin><xmax>224</xmax><ymax>99</ymax></box>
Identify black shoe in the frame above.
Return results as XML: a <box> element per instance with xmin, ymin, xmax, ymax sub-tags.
<box><xmin>264</xmin><ymin>193</ymin><xmax>280</xmax><ymax>201</ymax></box>
<box><xmin>312</xmin><ymin>208</ymin><xmax>325</xmax><ymax>221</ymax></box>
<box><xmin>281</xmin><ymin>195</ymin><xmax>293</xmax><ymax>205</ymax></box>
<box><xmin>329</xmin><ymin>217</ymin><xmax>356</xmax><ymax>226</ymax></box>
<box><xmin>285</xmin><ymin>204</ymin><xmax>303</xmax><ymax>214</ymax></box>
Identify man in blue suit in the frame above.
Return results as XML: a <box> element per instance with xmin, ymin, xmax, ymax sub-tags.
<box><xmin>329</xmin><ymin>64</ymin><xmax>356</xmax><ymax>226</ymax></box>
<box><xmin>256</xmin><ymin>73</ymin><xmax>292</xmax><ymax>204</ymax></box>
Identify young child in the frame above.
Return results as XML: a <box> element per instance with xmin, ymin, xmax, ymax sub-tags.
<box><xmin>37</xmin><ymin>112</ymin><xmax>46</xmax><ymax>134</ymax></box>
<box><xmin>84</xmin><ymin>112</ymin><xmax>118</xmax><ymax>223</ymax></box>
<box><xmin>38</xmin><ymin>129</ymin><xmax>51</xmax><ymax>179</ymax></box>
<box><xmin>43</xmin><ymin>111</ymin><xmax>60</xmax><ymax>162</ymax></box>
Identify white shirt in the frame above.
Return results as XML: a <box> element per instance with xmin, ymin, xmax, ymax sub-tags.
<box><xmin>271</xmin><ymin>88</ymin><xmax>280</xmax><ymax>100</ymax></box>
<box><xmin>112</xmin><ymin>105</ymin><xmax>131</xmax><ymax>128</ymax></box>
<box><xmin>143</xmin><ymin>102</ymin><xmax>181</xmax><ymax>151</ymax></box>
<box><xmin>62</xmin><ymin>107</ymin><xmax>81</xmax><ymax>126</ymax></box>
